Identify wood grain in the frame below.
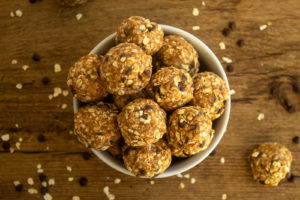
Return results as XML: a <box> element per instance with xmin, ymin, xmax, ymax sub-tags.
<box><xmin>0</xmin><ymin>0</ymin><xmax>300</xmax><ymax>199</ymax></box>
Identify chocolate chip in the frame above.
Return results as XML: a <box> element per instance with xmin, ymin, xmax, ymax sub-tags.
<box><xmin>32</xmin><ymin>53</ymin><xmax>41</xmax><ymax>61</ymax></box>
<box><xmin>141</xmin><ymin>114</ymin><xmax>148</xmax><ymax>120</ymax></box>
<box><xmin>138</xmin><ymin>169</ymin><xmax>146</xmax><ymax>176</ymax></box>
<box><xmin>209</xmin><ymin>150</ymin><xmax>216</xmax><ymax>156</ymax></box>
<box><xmin>259</xmin><ymin>180</ymin><xmax>265</xmax><ymax>184</ymax></box>
<box><xmin>37</xmin><ymin>134</ymin><xmax>46</xmax><ymax>142</ymax></box>
<box><xmin>192</xmin><ymin>122</ymin><xmax>199</xmax><ymax>131</ymax></box>
<box><xmin>124</xmin><ymin>27</ymin><xmax>132</xmax><ymax>36</ymax></box>
<box><xmin>15</xmin><ymin>184</ymin><xmax>23</xmax><ymax>192</ymax></box>
<box><xmin>226</xmin><ymin>64</ymin><xmax>234</xmax><ymax>72</ymax></box>
<box><xmin>39</xmin><ymin>174</ymin><xmax>47</xmax><ymax>182</ymax></box>
<box><xmin>178</xmin><ymin>82</ymin><xmax>185</xmax><ymax>91</ymax></box>
<box><xmin>70</xmin><ymin>85</ymin><xmax>76</xmax><ymax>95</ymax></box>
<box><xmin>287</xmin><ymin>174</ymin><xmax>295</xmax><ymax>182</ymax></box>
<box><xmin>217</xmin><ymin>108</ymin><xmax>224</xmax><ymax>114</ymax></box>
<box><xmin>155</xmin><ymin>149</ymin><xmax>161</xmax><ymax>154</ymax></box>
<box><xmin>153</xmin><ymin>85</ymin><xmax>161</xmax><ymax>95</ymax></box>
<box><xmin>124</xmin><ymin>148</ymin><xmax>130</xmax><ymax>156</ymax></box>
<box><xmin>287</xmin><ymin>106</ymin><xmax>296</xmax><ymax>113</ymax></box>
<box><xmin>292</xmin><ymin>136</ymin><xmax>299</xmax><ymax>144</ymax></box>
<box><xmin>292</xmin><ymin>84</ymin><xmax>300</xmax><ymax>93</ymax></box>
<box><xmin>143</xmin><ymin>70</ymin><xmax>151</xmax><ymax>77</ymax></box>
<box><xmin>144</xmin><ymin>105</ymin><xmax>153</xmax><ymax>110</ymax></box>
<box><xmin>178</xmin><ymin>121</ymin><xmax>186</xmax><ymax>128</ymax></box>
<box><xmin>82</xmin><ymin>152</ymin><xmax>91</xmax><ymax>160</ymax></box>
<box><xmin>120</xmin><ymin>54</ymin><xmax>126</xmax><ymax>59</ymax></box>
<box><xmin>29</xmin><ymin>0</ymin><xmax>37</xmax><ymax>3</ymax></box>
<box><xmin>2</xmin><ymin>141</ymin><xmax>10</xmax><ymax>150</ymax></box>
<box><xmin>222</xmin><ymin>28</ymin><xmax>230</xmax><ymax>36</ymax></box>
<box><xmin>79</xmin><ymin>177</ymin><xmax>88</xmax><ymax>186</ymax></box>
<box><xmin>42</xmin><ymin>77</ymin><xmax>50</xmax><ymax>85</ymax></box>
<box><xmin>228</xmin><ymin>21</ymin><xmax>236</xmax><ymax>30</ymax></box>
<box><xmin>147</xmin><ymin>24</ymin><xmax>156</xmax><ymax>32</ymax></box>
<box><xmin>97</xmin><ymin>132</ymin><xmax>104</xmax><ymax>136</ymax></box>
<box><xmin>182</xmin><ymin>151</ymin><xmax>190</xmax><ymax>157</ymax></box>
<box><xmin>185</xmin><ymin>137</ymin><xmax>189</xmax><ymax>143</ymax></box>
<box><xmin>120</xmin><ymin>77</ymin><xmax>126</xmax><ymax>82</ymax></box>
<box><xmin>124</xmin><ymin>67</ymin><xmax>133</xmax><ymax>75</ymax></box>
<box><xmin>237</xmin><ymin>39</ymin><xmax>245</xmax><ymax>47</ymax></box>
<box><xmin>189</xmin><ymin>60</ymin><xmax>195</xmax><ymax>70</ymax></box>
<box><xmin>40</xmin><ymin>186</ymin><xmax>48</xmax><ymax>195</ymax></box>
<box><xmin>284</xmin><ymin>99</ymin><xmax>296</xmax><ymax>112</ymax></box>
<box><xmin>104</xmin><ymin>56</ymin><xmax>109</xmax><ymax>62</ymax></box>
<box><xmin>270</xmin><ymin>86</ymin><xmax>279</xmax><ymax>97</ymax></box>
<box><xmin>181</xmin><ymin>74</ymin><xmax>187</xmax><ymax>82</ymax></box>
<box><xmin>198</xmin><ymin>140</ymin><xmax>206</xmax><ymax>148</ymax></box>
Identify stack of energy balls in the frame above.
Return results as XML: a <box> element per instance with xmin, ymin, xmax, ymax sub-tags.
<box><xmin>67</xmin><ymin>16</ymin><xmax>229</xmax><ymax>178</ymax></box>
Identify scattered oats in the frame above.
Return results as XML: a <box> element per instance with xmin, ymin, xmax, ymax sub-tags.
<box><xmin>54</xmin><ymin>63</ymin><xmax>61</xmax><ymax>73</ymax></box>
<box><xmin>42</xmin><ymin>181</ymin><xmax>47</xmax><ymax>187</ymax></box>
<box><xmin>61</xmin><ymin>104</ymin><xmax>68</xmax><ymax>109</ymax></box>
<box><xmin>10</xmin><ymin>148</ymin><xmax>15</xmax><ymax>153</ymax></box>
<box><xmin>229</xmin><ymin>89</ymin><xmax>236</xmax><ymax>95</ymax></box>
<box><xmin>220</xmin><ymin>157</ymin><xmax>226</xmax><ymax>164</ymax></box>
<box><xmin>1</xmin><ymin>134</ymin><xmax>10</xmax><ymax>141</ymax></box>
<box><xmin>27</xmin><ymin>178</ymin><xmax>34</xmax><ymax>185</ymax></box>
<box><xmin>28</xmin><ymin>188</ymin><xmax>38</xmax><ymax>194</ymax></box>
<box><xmin>219</xmin><ymin>42</ymin><xmax>226</xmax><ymax>50</ymax></box>
<box><xmin>44</xmin><ymin>193</ymin><xmax>53</xmax><ymax>200</ymax></box>
<box><xmin>13</xmin><ymin>181</ymin><xmax>20</xmax><ymax>186</ymax></box>
<box><xmin>69</xmin><ymin>130</ymin><xmax>73</xmax><ymax>135</ymax></box>
<box><xmin>261</xmin><ymin>63</ymin><xmax>264</xmax><ymax>67</ymax></box>
<box><xmin>15</xmin><ymin>10</ymin><xmax>23</xmax><ymax>17</ymax></box>
<box><xmin>106</xmin><ymin>177</ymin><xmax>110</xmax><ymax>180</ymax></box>
<box><xmin>192</xmin><ymin>26</ymin><xmax>200</xmax><ymax>31</ymax></box>
<box><xmin>68</xmin><ymin>177</ymin><xmax>74</xmax><ymax>182</ymax></box>
<box><xmin>48</xmin><ymin>94</ymin><xmax>53</xmax><ymax>100</ymax></box>
<box><xmin>259</xmin><ymin>24</ymin><xmax>267</xmax><ymax>31</ymax></box>
<box><xmin>178</xmin><ymin>182</ymin><xmax>185</xmax><ymax>189</ymax></box>
<box><xmin>114</xmin><ymin>178</ymin><xmax>121</xmax><ymax>184</ymax></box>
<box><xmin>19</xmin><ymin>137</ymin><xmax>23</xmax><ymax>142</ymax></box>
<box><xmin>150</xmin><ymin>180</ymin><xmax>155</xmax><ymax>185</ymax></box>
<box><xmin>62</xmin><ymin>90</ymin><xmax>69</xmax><ymax>96</ymax></box>
<box><xmin>192</xmin><ymin>8</ymin><xmax>199</xmax><ymax>16</ymax></box>
<box><xmin>37</xmin><ymin>164</ymin><xmax>42</xmax><ymax>169</ymax></box>
<box><xmin>10</xmin><ymin>11</ymin><xmax>15</xmax><ymax>17</ymax></box>
<box><xmin>103</xmin><ymin>186</ymin><xmax>115</xmax><ymax>200</ymax></box>
<box><xmin>177</xmin><ymin>173</ymin><xmax>183</xmax><ymax>178</ymax></box>
<box><xmin>222</xmin><ymin>57</ymin><xmax>232</xmax><ymax>64</ymax></box>
<box><xmin>190</xmin><ymin>177</ymin><xmax>196</xmax><ymax>184</ymax></box>
<box><xmin>48</xmin><ymin>178</ymin><xmax>55</xmax><ymax>186</ymax></box>
<box><xmin>11</xmin><ymin>59</ymin><xmax>18</xmax><ymax>64</ymax></box>
<box><xmin>222</xmin><ymin>193</ymin><xmax>227</xmax><ymax>200</ymax></box>
<box><xmin>257</xmin><ymin>113</ymin><xmax>265</xmax><ymax>121</ymax></box>
<box><xmin>66</xmin><ymin>166</ymin><xmax>72</xmax><ymax>172</ymax></box>
<box><xmin>37</xmin><ymin>168</ymin><xmax>44</xmax><ymax>173</ymax></box>
<box><xmin>16</xmin><ymin>83</ymin><xmax>23</xmax><ymax>89</ymax></box>
<box><xmin>267</xmin><ymin>21</ymin><xmax>272</xmax><ymax>26</ymax></box>
<box><xmin>53</xmin><ymin>87</ymin><xmax>62</xmax><ymax>97</ymax></box>
<box><xmin>183</xmin><ymin>174</ymin><xmax>190</xmax><ymax>179</ymax></box>
<box><xmin>16</xmin><ymin>142</ymin><xmax>21</xmax><ymax>150</ymax></box>
<box><xmin>22</xmin><ymin>65</ymin><xmax>29</xmax><ymax>71</ymax></box>
<box><xmin>76</xmin><ymin>13</ymin><xmax>83</xmax><ymax>21</ymax></box>
<box><xmin>202</xmin><ymin>1</ymin><xmax>206</xmax><ymax>6</ymax></box>
<box><xmin>15</xmin><ymin>123</ymin><xmax>19</xmax><ymax>128</ymax></box>
<box><xmin>72</xmin><ymin>196</ymin><xmax>80</xmax><ymax>200</ymax></box>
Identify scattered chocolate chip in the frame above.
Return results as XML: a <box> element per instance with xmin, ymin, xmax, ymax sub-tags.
<box><xmin>124</xmin><ymin>67</ymin><xmax>133</xmax><ymax>75</ymax></box>
<box><xmin>222</xmin><ymin>28</ymin><xmax>230</xmax><ymax>36</ymax></box>
<box><xmin>42</xmin><ymin>77</ymin><xmax>50</xmax><ymax>85</ymax></box>
<box><xmin>229</xmin><ymin>21</ymin><xmax>236</xmax><ymax>30</ymax></box>
<box><xmin>143</xmin><ymin>70</ymin><xmax>151</xmax><ymax>77</ymax></box>
<box><xmin>287</xmin><ymin>174</ymin><xmax>295</xmax><ymax>182</ymax></box>
<box><xmin>287</xmin><ymin>106</ymin><xmax>296</xmax><ymax>113</ymax></box>
<box><xmin>226</xmin><ymin>64</ymin><xmax>234</xmax><ymax>72</ymax></box>
<box><xmin>284</xmin><ymin>99</ymin><xmax>296</xmax><ymax>112</ymax></box>
<box><xmin>40</xmin><ymin>186</ymin><xmax>48</xmax><ymax>195</ymax></box>
<box><xmin>144</xmin><ymin>104</ymin><xmax>153</xmax><ymax>110</ymax></box>
<box><xmin>178</xmin><ymin>121</ymin><xmax>186</xmax><ymax>128</ymax></box>
<box><xmin>37</xmin><ymin>134</ymin><xmax>46</xmax><ymax>142</ymax></box>
<box><xmin>189</xmin><ymin>60</ymin><xmax>195</xmax><ymax>70</ymax></box>
<box><xmin>292</xmin><ymin>136</ymin><xmax>299</xmax><ymax>144</ymax></box>
<box><xmin>259</xmin><ymin>180</ymin><xmax>265</xmax><ymax>184</ymax></box>
<box><xmin>147</xmin><ymin>24</ymin><xmax>156</xmax><ymax>32</ymax></box>
<box><xmin>82</xmin><ymin>152</ymin><xmax>91</xmax><ymax>160</ymax></box>
<box><xmin>141</xmin><ymin>114</ymin><xmax>148</xmax><ymax>120</ymax></box>
<box><xmin>32</xmin><ymin>53</ymin><xmax>41</xmax><ymax>61</ymax></box>
<box><xmin>2</xmin><ymin>141</ymin><xmax>10</xmax><ymax>150</ymax></box>
<box><xmin>181</xmin><ymin>74</ymin><xmax>187</xmax><ymax>82</ymax></box>
<box><xmin>120</xmin><ymin>77</ymin><xmax>126</xmax><ymax>82</ymax></box>
<box><xmin>39</xmin><ymin>174</ymin><xmax>47</xmax><ymax>182</ymax></box>
<box><xmin>209</xmin><ymin>150</ymin><xmax>216</xmax><ymax>156</ymax></box>
<box><xmin>15</xmin><ymin>184</ymin><xmax>23</xmax><ymax>192</ymax></box>
<box><xmin>29</xmin><ymin>0</ymin><xmax>37</xmax><ymax>3</ymax></box>
<box><xmin>292</xmin><ymin>84</ymin><xmax>300</xmax><ymax>93</ymax></box>
<box><xmin>178</xmin><ymin>82</ymin><xmax>185</xmax><ymax>91</ymax></box>
<box><xmin>270</xmin><ymin>86</ymin><xmax>279</xmax><ymax>97</ymax></box>
<box><xmin>237</xmin><ymin>39</ymin><xmax>245</xmax><ymax>47</ymax></box>
<box><xmin>79</xmin><ymin>177</ymin><xmax>88</xmax><ymax>186</ymax></box>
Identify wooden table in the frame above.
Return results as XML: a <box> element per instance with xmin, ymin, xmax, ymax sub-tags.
<box><xmin>0</xmin><ymin>0</ymin><xmax>299</xmax><ymax>199</ymax></box>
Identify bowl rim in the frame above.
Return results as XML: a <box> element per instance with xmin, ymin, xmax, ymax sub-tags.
<box><xmin>73</xmin><ymin>24</ymin><xmax>231</xmax><ymax>178</ymax></box>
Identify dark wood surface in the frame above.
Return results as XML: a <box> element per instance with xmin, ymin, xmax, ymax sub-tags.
<box><xmin>0</xmin><ymin>0</ymin><xmax>300</xmax><ymax>199</ymax></box>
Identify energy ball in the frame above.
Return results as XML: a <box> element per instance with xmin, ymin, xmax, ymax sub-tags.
<box><xmin>100</xmin><ymin>43</ymin><xmax>152</xmax><ymax>95</ymax></box>
<box><xmin>113</xmin><ymin>89</ymin><xmax>149</xmax><ymax>109</ymax></box>
<box><xmin>167</xmin><ymin>106</ymin><xmax>214</xmax><ymax>157</ymax></box>
<box><xmin>191</xmin><ymin>72</ymin><xmax>229</xmax><ymax>120</ymax></box>
<box><xmin>67</xmin><ymin>54</ymin><xmax>108</xmax><ymax>103</ymax></box>
<box><xmin>249</xmin><ymin>143</ymin><xmax>293</xmax><ymax>186</ymax></box>
<box><xmin>117</xmin><ymin>98</ymin><xmax>167</xmax><ymax>146</ymax></box>
<box><xmin>123</xmin><ymin>139</ymin><xmax>172</xmax><ymax>178</ymax></box>
<box><xmin>146</xmin><ymin>67</ymin><xmax>194</xmax><ymax>111</ymax></box>
<box><xmin>116</xmin><ymin>16</ymin><xmax>164</xmax><ymax>55</ymax></box>
<box><xmin>153</xmin><ymin>35</ymin><xmax>200</xmax><ymax>76</ymax></box>
<box><xmin>57</xmin><ymin>0</ymin><xmax>87</xmax><ymax>6</ymax></box>
<box><xmin>74</xmin><ymin>103</ymin><xmax>121</xmax><ymax>151</ymax></box>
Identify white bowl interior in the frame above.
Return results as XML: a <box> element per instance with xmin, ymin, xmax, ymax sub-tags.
<box><xmin>73</xmin><ymin>24</ymin><xmax>231</xmax><ymax>178</ymax></box>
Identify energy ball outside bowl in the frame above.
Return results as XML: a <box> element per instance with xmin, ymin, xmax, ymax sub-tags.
<box><xmin>146</xmin><ymin>67</ymin><xmax>194</xmax><ymax>111</ymax></box>
<box><xmin>167</xmin><ymin>106</ymin><xmax>214</xmax><ymax>157</ymax></box>
<box><xmin>123</xmin><ymin>139</ymin><xmax>172</xmax><ymax>178</ymax></box>
<box><xmin>117</xmin><ymin>98</ymin><xmax>167</xmax><ymax>147</ymax></box>
<box><xmin>191</xmin><ymin>72</ymin><xmax>229</xmax><ymax>120</ymax></box>
<box><xmin>100</xmin><ymin>43</ymin><xmax>152</xmax><ymax>95</ymax></box>
<box><xmin>113</xmin><ymin>89</ymin><xmax>149</xmax><ymax>110</ymax></box>
<box><xmin>57</xmin><ymin>0</ymin><xmax>88</xmax><ymax>6</ymax></box>
<box><xmin>115</xmin><ymin>16</ymin><xmax>164</xmax><ymax>55</ymax></box>
<box><xmin>249</xmin><ymin>143</ymin><xmax>293</xmax><ymax>186</ymax></box>
<box><xmin>67</xmin><ymin>54</ymin><xmax>108</xmax><ymax>103</ymax></box>
<box><xmin>153</xmin><ymin>35</ymin><xmax>200</xmax><ymax>76</ymax></box>
<box><xmin>74</xmin><ymin>103</ymin><xmax>121</xmax><ymax>151</ymax></box>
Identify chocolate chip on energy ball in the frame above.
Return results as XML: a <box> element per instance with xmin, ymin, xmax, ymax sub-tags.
<box><xmin>37</xmin><ymin>134</ymin><xmax>46</xmax><ymax>142</ymax></box>
<box><xmin>82</xmin><ymin>152</ymin><xmax>91</xmax><ymax>160</ymax></box>
<box><xmin>15</xmin><ymin>184</ymin><xmax>23</xmax><ymax>192</ymax></box>
<box><xmin>292</xmin><ymin>136</ymin><xmax>299</xmax><ymax>144</ymax></box>
<box><xmin>42</xmin><ymin>77</ymin><xmax>51</xmax><ymax>85</ymax></box>
<box><xmin>32</xmin><ymin>53</ymin><xmax>41</xmax><ymax>61</ymax></box>
<box><xmin>229</xmin><ymin>21</ymin><xmax>236</xmax><ymax>30</ymax></box>
<box><xmin>226</xmin><ymin>64</ymin><xmax>234</xmax><ymax>72</ymax></box>
<box><xmin>2</xmin><ymin>141</ymin><xmax>10</xmax><ymax>150</ymax></box>
<box><xmin>39</xmin><ymin>174</ymin><xmax>47</xmax><ymax>182</ymax></box>
<box><xmin>222</xmin><ymin>28</ymin><xmax>230</xmax><ymax>36</ymax></box>
<box><xmin>79</xmin><ymin>177</ymin><xmax>88</xmax><ymax>186</ymax></box>
<box><xmin>237</xmin><ymin>39</ymin><xmax>245</xmax><ymax>47</ymax></box>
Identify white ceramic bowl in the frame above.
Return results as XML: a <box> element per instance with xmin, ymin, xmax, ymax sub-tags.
<box><xmin>73</xmin><ymin>24</ymin><xmax>231</xmax><ymax>178</ymax></box>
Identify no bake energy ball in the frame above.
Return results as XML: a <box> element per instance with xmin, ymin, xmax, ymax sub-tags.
<box><xmin>67</xmin><ymin>54</ymin><xmax>108</xmax><ymax>103</ymax></box>
<box><xmin>192</xmin><ymin>72</ymin><xmax>229</xmax><ymax>120</ymax></box>
<box><xmin>74</xmin><ymin>103</ymin><xmax>121</xmax><ymax>151</ymax></box>
<box><xmin>167</xmin><ymin>106</ymin><xmax>214</xmax><ymax>157</ymax></box>
<box><xmin>123</xmin><ymin>139</ymin><xmax>172</xmax><ymax>178</ymax></box>
<box><xmin>249</xmin><ymin>143</ymin><xmax>293</xmax><ymax>186</ymax></box>
<box><xmin>100</xmin><ymin>43</ymin><xmax>152</xmax><ymax>95</ymax></box>
<box><xmin>153</xmin><ymin>35</ymin><xmax>200</xmax><ymax>76</ymax></box>
<box><xmin>117</xmin><ymin>98</ymin><xmax>167</xmax><ymax>146</ymax></box>
<box><xmin>113</xmin><ymin>89</ymin><xmax>149</xmax><ymax>110</ymax></box>
<box><xmin>116</xmin><ymin>16</ymin><xmax>164</xmax><ymax>55</ymax></box>
<box><xmin>57</xmin><ymin>0</ymin><xmax>88</xmax><ymax>6</ymax></box>
<box><xmin>146</xmin><ymin>67</ymin><xmax>194</xmax><ymax>111</ymax></box>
